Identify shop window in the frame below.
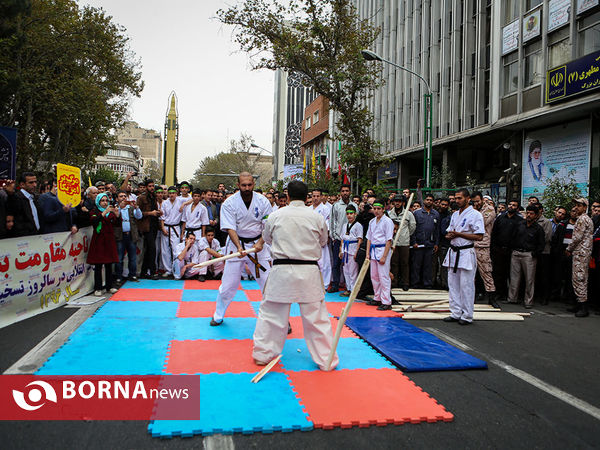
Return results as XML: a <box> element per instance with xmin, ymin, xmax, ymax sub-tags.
<box><xmin>524</xmin><ymin>41</ymin><xmax>543</xmax><ymax>87</ymax></box>
<box><xmin>577</xmin><ymin>11</ymin><xmax>600</xmax><ymax>57</ymax></box>
<box><xmin>503</xmin><ymin>0</ymin><xmax>519</xmax><ymax>24</ymax></box>
<box><xmin>548</xmin><ymin>27</ymin><xmax>571</xmax><ymax>68</ymax></box>
<box><xmin>502</xmin><ymin>52</ymin><xmax>519</xmax><ymax>95</ymax></box>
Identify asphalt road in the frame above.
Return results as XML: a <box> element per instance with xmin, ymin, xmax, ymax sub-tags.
<box><xmin>2</xmin><ymin>302</ymin><xmax>599</xmax><ymax>450</ymax></box>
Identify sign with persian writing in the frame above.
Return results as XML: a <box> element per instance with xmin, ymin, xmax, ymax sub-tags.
<box><xmin>56</xmin><ymin>163</ymin><xmax>81</xmax><ymax>207</ymax></box>
<box><xmin>547</xmin><ymin>49</ymin><xmax>600</xmax><ymax>103</ymax></box>
<box><xmin>548</xmin><ymin>0</ymin><xmax>571</xmax><ymax>31</ymax></box>
<box><xmin>577</xmin><ymin>0</ymin><xmax>599</xmax><ymax>14</ymax></box>
<box><xmin>502</xmin><ymin>19</ymin><xmax>519</xmax><ymax>55</ymax></box>
<box><xmin>0</xmin><ymin>228</ymin><xmax>94</xmax><ymax>329</ymax></box>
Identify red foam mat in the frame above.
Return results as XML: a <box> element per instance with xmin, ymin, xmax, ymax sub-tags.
<box><xmin>110</xmin><ymin>289</ymin><xmax>182</xmax><ymax>302</ymax></box>
<box><xmin>184</xmin><ymin>280</ymin><xmax>232</xmax><ymax>290</ymax></box>
<box><xmin>177</xmin><ymin>301</ymin><xmax>256</xmax><ymax>318</ymax></box>
<box><xmin>165</xmin><ymin>339</ymin><xmax>283</xmax><ymax>374</ymax></box>
<box><xmin>326</xmin><ymin>301</ymin><xmax>402</xmax><ymax>318</ymax></box>
<box><xmin>288</xmin><ymin>368</ymin><xmax>453</xmax><ymax>428</ymax></box>
<box><xmin>244</xmin><ymin>290</ymin><xmax>263</xmax><ymax>302</ymax></box>
<box><xmin>287</xmin><ymin>317</ymin><xmax>356</xmax><ymax>339</ymax></box>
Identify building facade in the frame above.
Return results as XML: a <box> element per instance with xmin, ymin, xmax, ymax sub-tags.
<box><xmin>356</xmin><ymin>0</ymin><xmax>600</xmax><ymax>203</ymax></box>
<box><xmin>115</xmin><ymin>121</ymin><xmax>163</xmax><ymax>168</ymax></box>
<box><xmin>94</xmin><ymin>143</ymin><xmax>141</xmax><ymax>178</ymax></box>
<box><xmin>301</xmin><ymin>95</ymin><xmax>331</xmax><ymax>175</ymax></box>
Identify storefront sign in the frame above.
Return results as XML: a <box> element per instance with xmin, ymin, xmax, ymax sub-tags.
<box><xmin>577</xmin><ymin>0</ymin><xmax>599</xmax><ymax>14</ymax></box>
<box><xmin>523</xmin><ymin>9</ymin><xmax>541</xmax><ymax>43</ymax></box>
<box><xmin>548</xmin><ymin>0</ymin><xmax>571</xmax><ymax>31</ymax></box>
<box><xmin>502</xmin><ymin>20</ymin><xmax>519</xmax><ymax>55</ymax></box>
<box><xmin>377</xmin><ymin>160</ymin><xmax>398</xmax><ymax>181</ymax></box>
<box><xmin>522</xmin><ymin>119</ymin><xmax>590</xmax><ymax>200</ymax></box>
<box><xmin>546</xmin><ymin>49</ymin><xmax>600</xmax><ymax>102</ymax></box>
<box><xmin>0</xmin><ymin>126</ymin><xmax>17</xmax><ymax>180</ymax></box>
<box><xmin>0</xmin><ymin>228</ymin><xmax>94</xmax><ymax>329</ymax></box>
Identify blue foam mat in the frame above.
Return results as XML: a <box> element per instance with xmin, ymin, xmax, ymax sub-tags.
<box><xmin>93</xmin><ymin>301</ymin><xmax>179</xmax><ymax>318</ymax></box>
<box><xmin>148</xmin><ymin>372</ymin><xmax>312</xmax><ymax>437</ymax></box>
<box><xmin>181</xmin><ymin>290</ymin><xmax>248</xmax><ymax>302</ymax></box>
<box><xmin>121</xmin><ymin>279</ymin><xmax>184</xmax><ymax>289</ymax></box>
<box><xmin>281</xmin><ymin>338</ymin><xmax>394</xmax><ymax>371</ymax></box>
<box><xmin>240</xmin><ymin>280</ymin><xmax>260</xmax><ymax>290</ymax></box>
<box><xmin>344</xmin><ymin>317</ymin><xmax>488</xmax><ymax>372</ymax></box>
<box><xmin>174</xmin><ymin>317</ymin><xmax>257</xmax><ymax>340</ymax></box>
<box><xmin>324</xmin><ymin>291</ymin><xmax>350</xmax><ymax>302</ymax></box>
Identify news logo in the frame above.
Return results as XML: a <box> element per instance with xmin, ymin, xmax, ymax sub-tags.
<box><xmin>12</xmin><ymin>380</ymin><xmax>58</xmax><ymax>411</ymax></box>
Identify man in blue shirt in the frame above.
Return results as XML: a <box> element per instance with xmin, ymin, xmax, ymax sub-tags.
<box><xmin>114</xmin><ymin>190</ymin><xmax>143</xmax><ymax>283</ymax></box>
<box><xmin>410</xmin><ymin>193</ymin><xmax>440</xmax><ymax>288</ymax></box>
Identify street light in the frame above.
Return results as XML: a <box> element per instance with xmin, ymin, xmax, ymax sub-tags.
<box><xmin>250</xmin><ymin>143</ymin><xmax>272</xmax><ymax>155</ymax></box>
<box><xmin>361</xmin><ymin>49</ymin><xmax>433</xmax><ymax>188</ymax></box>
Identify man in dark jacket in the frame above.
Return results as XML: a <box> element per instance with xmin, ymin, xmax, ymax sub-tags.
<box><xmin>410</xmin><ymin>194</ymin><xmax>440</xmax><ymax>288</ymax></box>
<box><xmin>38</xmin><ymin>179</ymin><xmax>77</xmax><ymax>234</ymax></box>
<box><xmin>12</xmin><ymin>172</ymin><xmax>41</xmax><ymax>237</ymax></box>
<box><xmin>491</xmin><ymin>200</ymin><xmax>524</xmax><ymax>300</ymax></box>
<box><xmin>137</xmin><ymin>179</ymin><xmax>162</xmax><ymax>279</ymax></box>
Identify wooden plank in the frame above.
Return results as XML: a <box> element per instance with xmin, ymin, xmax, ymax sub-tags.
<box><xmin>393</xmin><ymin>306</ymin><xmax>499</xmax><ymax>313</ymax></box>
<box><xmin>251</xmin><ymin>355</ymin><xmax>282</xmax><ymax>383</ymax></box>
<box><xmin>392</xmin><ymin>289</ymin><xmax>448</xmax><ymax>295</ymax></box>
<box><xmin>399</xmin><ymin>312</ymin><xmax>525</xmax><ymax>321</ymax></box>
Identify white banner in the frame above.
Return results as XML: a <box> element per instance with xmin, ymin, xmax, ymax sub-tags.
<box><xmin>577</xmin><ymin>0</ymin><xmax>599</xmax><ymax>14</ymax></box>
<box><xmin>548</xmin><ymin>0</ymin><xmax>571</xmax><ymax>32</ymax></box>
<box><xmin>521</xmin><ymin>119</ymin><xmax>591</xmax><ymax>200</ymax></box>
<box><xmin>0</xmin><ymin>227</ymin><xmax>94</xmax><ymax>329</ymax></box>
<box><xmin>523</xmin><ymin>9</ymin><xmax>541</xmax><ymax>43</ymax></box>
<box><xmin>502</xmin><ymin>20</ymin><xmax>519</xmax><ymax>55</ymax></box>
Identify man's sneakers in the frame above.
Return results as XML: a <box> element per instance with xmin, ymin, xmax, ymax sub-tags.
<box><xmin>129</xmin><ymin>276</ymin><xmax>139</xmax><ymax>282</ymax></box>
<box><xmin>209</xmin><ymin>318</ymin><xmax>223</xmax><ymax>326</ymax></box>
<box><xmin>340</xmin><ymin>290</ymin><xmax>351</xmax><ymax>297</ymax></box>
<box><xmin>108</xmin><ymin>288</ymin><xmax>118</xmax><ymax>294</ymax></box>
<box><xmin>443</xmin><ymin>316</ymin><xmax>471</xmax><ymax>325</ymax></box>
<box><xmin>367</xmin><ymin>299</ymin><xmax>380</xmax><ymax>306</ymax></box>
<box><xmin>377</xmin><ymin>304</ymin><xmax>391</xmax><ymax>311</ymax></box>
<box><xmin>288</xmin><ymin>322</ymin><xmax>292</xmax><ymax>334</ymax></box>
<box><xmin>458</xmin><ymin>319</ymin><xmax>472</xmax><ymax>325</ymax></box>
<box><xmin>326</xmin><ymin>286</ymin><xmax>338</xmax><ymax>293</ymax></box>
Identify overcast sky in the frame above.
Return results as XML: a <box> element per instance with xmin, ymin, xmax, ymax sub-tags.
<box><xmin>82</xmin><ymin>0</ymin><xmax>274</xmax><ymax>180</ymax></box>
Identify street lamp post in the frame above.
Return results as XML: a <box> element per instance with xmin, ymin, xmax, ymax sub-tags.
<box><xmin>361</xmin><ymin>49</ymin><xmax>433</xmax><ymax>189</ymax></box>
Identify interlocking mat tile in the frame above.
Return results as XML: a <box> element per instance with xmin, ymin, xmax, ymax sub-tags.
<box><xmin>181</xmin><ymin>290</ymin><xmax>248</xmax><ymax>302</ymax></box>
<box><xmin>176</xmin><ymin>301</ymin><xmax>256</xmax><ymax>318</ymax></box>
<box><xmin>286</xmin><ymin>317</ymin><xmax>356</xmax><ymax>340</ymax></box>
<box><xmin>110</xmin><ymin>288</ymin><xmax>182</xmax><ymax>302</ymax></box>
<box><xmin>326</xmin><ymin>301</ymin><xmax>400</xmax><ymax>317</ymax></box>
<box><xmin>121</xmin><ymin>279</ymin><xmax>184</xmax><ymax>289</ymax></box>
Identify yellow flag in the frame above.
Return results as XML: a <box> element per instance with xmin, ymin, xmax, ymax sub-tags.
<box><xmin>311</xmin><ymin>148</ymin><xmax>316</xmax><ymax>182</ymax></box>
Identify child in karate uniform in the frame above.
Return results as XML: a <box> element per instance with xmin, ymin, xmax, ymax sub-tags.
<box><xmin>196</xmin><ymin>227</ymin><xmax>224</xmax><ymax>281</ymax></box>
<box><xmin>339</xmin><ymin>204</ymin><xmax>363</xmax><ymax>296</ymax></box>
<box><xmin>173</xmin><ymin>231</ymin><xmax>201</xmax><ymax>280</ymax></box>
<box><xmin>366</xmin><ymin>199</ymin><xmax>394</xmax><ymax>310</ymax></box>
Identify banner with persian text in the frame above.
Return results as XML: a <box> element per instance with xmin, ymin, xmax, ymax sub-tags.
<box><xmin>0</xmin><ymin>227</ymin><xmax>94</xmax><ymax>329</ymax></box>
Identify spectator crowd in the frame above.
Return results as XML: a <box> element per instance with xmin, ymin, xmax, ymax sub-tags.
<box><xmin>1</xmin><ymin>171</ymin><xmax>599</xmax><ymax>317</ymax></box>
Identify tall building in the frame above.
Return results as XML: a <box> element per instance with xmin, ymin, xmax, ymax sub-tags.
<box><xmin>115</xmin><ymin>121</ymin><xmax>162</xmax><ymax>169</ymax></box>
<box><xmin>94</xmin><ymin>143</ymin><xmax>141</xmax><ymax>178</ymax></box>
<box><xmin>301</xmin><ymin>95</ymin><xmax>331</xmax><ymax>177</ymax></box>
<box><xmin>356</xmin><ymin>0</ymin><xmax>600</xmax><ymax>202</ymax></box>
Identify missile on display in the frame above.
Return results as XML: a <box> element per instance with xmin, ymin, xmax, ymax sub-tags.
<box><xmin>163</xmin><ymin>92</ymin><xmax>178</xmax><ymax>186</ymax></box>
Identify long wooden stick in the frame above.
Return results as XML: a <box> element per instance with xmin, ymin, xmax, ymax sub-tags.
<box><xmin>393</xmin><ymin>193</ymin><xmax>415</xmax><ymax>247</ymax></box>
<box><xmin>325</xmin><ymin>193</ymin><xmax>415</xmax><ymax>371</ymax></box>
<box><xmin>251</xmin><ymin>354</ymin><xmax>282</xmax><ymax>383</ymax></box>
<box><xmin>192</xmin><ymin>247</ymin><xmax>257</xmax><ymax>269</ymax></box>
<box><xmin>402</xmin><ymin>298</ymin><xmax>449</xmax><ymax>312</ymax></box>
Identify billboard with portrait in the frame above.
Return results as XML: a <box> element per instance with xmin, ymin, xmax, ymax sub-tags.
<box><xmin>521</xmin><ymin>119</ymin><xmax>590</xmax><ymax>200</ymax></box>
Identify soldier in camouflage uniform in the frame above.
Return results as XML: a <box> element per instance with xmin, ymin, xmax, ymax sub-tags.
<box><xmin>566</xmin><ymin>198</ymin><xmax>594</xmax><ymax>317</ymax></box>
<box><xmin>472</xmin><ymin>193</ymin><xmax>499</xmax><ymax>308</ymax></box>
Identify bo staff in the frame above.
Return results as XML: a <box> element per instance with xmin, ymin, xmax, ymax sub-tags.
<box><xmin>325</xmin><ymin>193</ymin><xmax>415</xmax><ymax>371</ymax></box>
<box><xmin>393</xmin><ymin>193</ymin><xmax>415</xmax><ymax>247</ymax></box>
<box><xmin>192</xmin><ymin>247</ymin><xmax>257</xmax><ymax>269</ymax></box>
<box><xmin>251</xmin><ymin>354</ymin><xmax>282</xmax><ymax>383</ymax></box>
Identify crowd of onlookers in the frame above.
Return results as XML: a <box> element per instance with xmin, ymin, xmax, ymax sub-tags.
<box><xmin>1</xmin><ymin>171</ymin><xmax>599</xmax><ymax>316</ymax></box>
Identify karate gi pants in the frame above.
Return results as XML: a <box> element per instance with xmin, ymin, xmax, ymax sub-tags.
<box><xmin>318</xmin><ymin>244</ymin><xmax>332</xmax><ymax>288</ymax></box>
<box><xmin>508</xmin><ymin>250</ymin><xmax>537</xmax><ymax>306</ymax></box>
<box><xmin>160</xmin><ymin>226</ymin><xmax>181</xmax><ymax>274</ymax></box>
<box><xmin>197</xmin><ymin>250</ymin><xmax>224</xmax><ymax>276</ymax></box>
<box><xmin>448</xmin><ymin>266</ymin><xmax>477</xmax><ymax>322</ymax></box>
<box><xmin>370</xmin><ymin>253</ymin><xmax>392</xmax><ymax>305</ymax></box>
<box><xmin>213</xmin><ymin>255</ymin><xmax>270</xmax><ymax>322</ymax></box>
<box><xmin>253</xmin><ymin>300</ymin><xmax>339</xmax><ymax>371</ymax></box>
<box><xmin>172</xmin><ymin>260</ymin><xmax>201</xmax><ymax>280</ymax></box>
<box><xmin>342</xmin><ymin>256</ymin><xmax>359</xmax><ymax>291</ymax></box>
<box><xmin>475</xmin><ymin>247</ymin><xmax>496</xmax><ymax>293</ymax></box>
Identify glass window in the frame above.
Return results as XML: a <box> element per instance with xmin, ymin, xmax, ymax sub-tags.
<box><xmin>526</xmin><ymin>0</ymin><xmax>542</xmax><ymax>11</ymax></box>
<box><xmin>313</xmin><ymin>110</ymin><xmax>319</xmax><ymax>123</ymax></box>
<box><xmin>524</xmin><ymin>41</ymin><xmax>543</xmax><ymax>87</ymax></box>
<box><xmin>577</xmin><ymin>12</ymin><xmax>600</xmax><ymax>56</ymax></box>
<box><xmin>504</xmin><ymin>0</ymin><xmax>519</xmax><ymax>24</ymax></box>
<box><xmin>548</xmin><ymin>38</ymin><xmax>571</xmax><ymax>67</ymax></box>
<box><xmin>503</xmin><ymin>61</ymin><xmax>519</xmax><ymax>95</ymax></box>
<box><xmin>305</xmin><ymin>117</ymin><xmax>311</xmax><ymax>130</ymax></box>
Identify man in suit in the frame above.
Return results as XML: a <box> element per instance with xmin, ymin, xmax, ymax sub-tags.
<box><xmin>13</xmin><ymin>172</ymin><xmax>41</xmax><ymax>237</ymax></box>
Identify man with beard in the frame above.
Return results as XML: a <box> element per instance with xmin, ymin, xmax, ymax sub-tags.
<box><xmin>472</xmin><ymin>192</ymin><xmax>498</xmax><ymax>308</ymax></box>
<box><xmin>329</xmin><ymin>184</ymin><xmax>358</xmax><ymax>292</ymax></box>
<box><xmin>491</xmin><ymin>200</ymin><xmax>523</xmax><ymax>300</ymax></box>
<box><xmin>388</xmin><ymin>194</ymin><xmax>416</xmax><ymax>290</ymax></box>
<box><xmin>211</xmin><ymin>172</ymin><xmax>272</xmax><ymax>326</ymax></box>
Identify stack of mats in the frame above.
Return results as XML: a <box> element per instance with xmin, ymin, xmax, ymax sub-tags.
<box><xmin>36</xmin><ymin>279</ymin><xmax>453</xmax><ymax>437</ymax></box>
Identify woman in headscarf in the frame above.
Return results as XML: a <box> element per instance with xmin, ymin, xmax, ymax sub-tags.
<box><xmin>87</xmin><ymin>192</ymin><xmax>121</xmax><ymax>296</ymax></box>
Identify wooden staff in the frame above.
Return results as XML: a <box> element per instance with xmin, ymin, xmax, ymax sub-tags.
<box><xmin>325</xmin><ymin>193</ymin><xmax>415</xmax><ymax>371</ymax></box>
<box><xmin>393</xmin><ymin>193</ymin><xmax>415</xmax><ymax>247</ymax></box>
<box><xmin>401</xmin><ymin>298</ymin><xmax>449</xmax><ymax>312</ymax></box>
<box><xmin>251</xmin><ymin>354</ymin><xmax>282</xmax><ymax>383</ymax></box>
<box><xmin>192</xmin><ymin>247</ymin><xmax>257</xmax><ymax>269</ymax></box>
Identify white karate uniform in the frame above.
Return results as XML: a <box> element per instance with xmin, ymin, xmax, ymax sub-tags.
<box><xmin>160</xmin><ymin>198</ymin><xmax>184</xmax><ymax>274</ymax></box>
<box><xmin>253</xmin><ymin>200</ymin><xmax>339</xmax><ymax>371</ymax></box>
<box><xmin>196</xmin><ymin>237</ymin><xmax>224</xmax><ymax>276</ymax></box>
<box><xmin>442</xmin><ymin>205</ymin><xmax>485</xmax><ymax>322</ymax></box>
<box><xmin>172</xmin><ymin>242</ymin><xmax>201</xmax><ymax>280</ymax></box>
<box><xmin>182</xmin><ymin>202</ymin><xmax>210</xmax><ymax>241</ymax></box>
<box><xmin>341</xmin><ymin>220</ymin><xmax>363</xmax><ymax>291</ymax></box>
<box><xmin>312</xmin><ymin>202</ymin><xmax>332</xmax><ymax>288</ymax></box>
<box><xmin>213</xmin><ymin>191</ymin><xmax>272</xmax><ymax>322</ymax></box>
<box><xmin>366</xmin><ymin>215</ymin><xmax>394</xmax><ymax>305</ymax></box>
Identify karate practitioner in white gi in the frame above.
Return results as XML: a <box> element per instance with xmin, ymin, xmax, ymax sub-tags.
<box><xmin>196</xmin><ymin>227</ymin><xmax>224</xmax><ymax>280</ymax></box>
<box><xmin>172</xmin><ymin>231</ymin><xmax>201</xmax><ymax>280</ymax></box>
<box><xmin>211</xmin><ymin>172</ymin><xmax>272</xmax><ymax>326</ymax></box>
<box><xmin>339</xmin><ymin>204</ymin><xmax>363</xmax><ymax>295</ymax></box>
<box><xmin>160</xmin><ymin>186</ymin><xmax>184</xmax><ymax>276</ymax></box>
<box><xmin>311</xmin><ymin>189</ymin><xmax>332</xmax><ymax>288</ymax></box>
<box><xmin>366</xmin><ymin>200</ymin><xmax>395</xmax><ymax>310</ymax></box>
<box><xmin>253</xmin><ymin>180</ymin><xmax>339</xmax><ymax>370</ymax></box>
<box><xmin>181</xmin><ymin>188</ymin><xmax>210</xmax><ymax>241</ymax></box>
<box><xmin>442</xmin><ymin>188</ymin><xmax>485</xmax><ymax>324</ymax></box>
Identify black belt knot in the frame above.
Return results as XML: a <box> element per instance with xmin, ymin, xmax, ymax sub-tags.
<box><xmin>273</xmin><ymin>259</ymin><xmax>319</xmax><ymax>266</ymax></box>
<box><xmin>449</xmin><ymin>243</ymin><xmax>474</xmax><ymax>273</ymax></box>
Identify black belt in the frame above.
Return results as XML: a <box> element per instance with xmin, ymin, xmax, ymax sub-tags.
<box><xmin>449</xmin><ymin>243</ymin><xmax>474</xmax><ymax>273</ymax></box>
<box><xmin>273</xmin><ymin>259</ymin><xmax>319</xmax><ymax>266</ymax></box>
<box><xmin>238</xmin><ymin>235</ymin><xmax>265</xmax><ymax>278</ymax></box>
<box><xmin>513</xmin><ymin>249</ymin><xmax>532</xmax><ymax>253</ymax></box>
<box><xmin>186</xmin><ymin>227</ymin><xmax>201</xmax><ymax>232</ymax></box>
<box><xmin>239</xmin><ymin>235</ymin><xmax>262</xmax><ymax>244</ymax></box>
